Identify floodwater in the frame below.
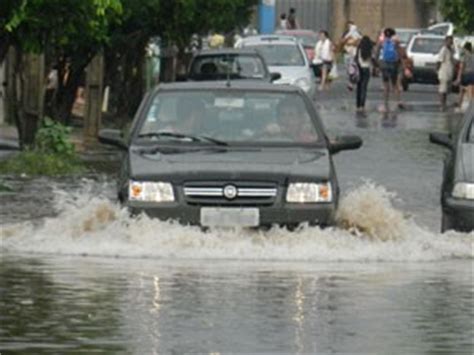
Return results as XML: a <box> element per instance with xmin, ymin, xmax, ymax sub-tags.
<box><xmin>1</xmin><ymin>109</ymin><xmax>473</xmax><ymax>353</ymax></box>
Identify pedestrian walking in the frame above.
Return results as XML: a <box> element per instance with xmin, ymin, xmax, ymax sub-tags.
<box><xmin>355</xmin><ymin>36</ymin><xmax>374</xmax><ymax>113</ymax></box>
<box><xmin>375</xmin><ymin>28</ymin><xmax>403</xmax><ymax>112</ymax></box>
<box><xmin>437</xmin><ymin>35</ymin><xmax>456</xmax><ymax>111</ymax></box>
<box><xmin>454</xmin><ymin>42</ymin><xmax>474</xmax><ymax>110</ymax></box>
<box><xmin>313</xmin><ymin>30</ymin><xmax>334</xmax><ymax>91</ymax></box>
<box><xmin>287</xmin><ymin>8</ymin><xmax>299</xmax><ymax>30</ymax></box>
<box><xmin>279</xmin><ymin>13</ymin><xmax>287</xmax><ymax>30</ymax></box>
<box><xmin>340</xmin><ymin>21</ymin><xmax>362</xmax><ymax>91</ymax></box>
<box><xmin>44</xmin><ymin>64</ymin><xmax>59</xmax><ymax>117</ymax></box>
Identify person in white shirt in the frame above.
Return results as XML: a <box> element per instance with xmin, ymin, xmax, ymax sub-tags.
<box><xmin>437</xmin><ymin>36</ymin><xmax>455</xmax><ymax>111</ymax></box>
<box><xmin>279</xmin><ymin>13</ymin><xmax>287</xmax><ymax>30</ymax></box>
<box><xmin>313</xmin><ymin>30</ymin><xmax>333</xmax><ymax>91</ymax></box>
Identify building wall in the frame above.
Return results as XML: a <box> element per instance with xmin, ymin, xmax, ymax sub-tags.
<box><xmin>275</xmin><ymin>0</ymin><xmax>333</xmax><ymax>32</ymax></box>
<box><xmin>332</xmin><ymin>0</ymin><xmax>436</xmax><ymax>40</ymax></box>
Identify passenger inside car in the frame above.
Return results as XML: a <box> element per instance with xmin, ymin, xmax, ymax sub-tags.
<box><xmin>264</xmin><ymin>98</ymin><xmax>318</xmax><ymax>142</ymax></box>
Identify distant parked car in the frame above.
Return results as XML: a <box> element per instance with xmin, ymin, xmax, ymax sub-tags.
<box><xmin>187</xmin><ymin>49</ymin><xmax>280</xmax><ymax>82</ymax></box>
<box><xmin>430</xmin><ymin>104</ymin><xmax>474</xmax><ymax>233</ymax></box>
<box><xmin>236</xmin><ymin>35</ymin><xmax>316</xmax><ymax>97</ymax></box>
<box><xmin>98</xmin><ymin>81</ymin><xmax>362</xmax><ymax>228</ymax></box>
<box><xmin>402</xmin><ymin>34</ymin><xmax>460</xmax><ymax>91</ymax></box>
<box><xmin>394</xmin><ymin>28</ymin><xmax>420</xmax><ymax>48</ymax></box>
<box><xmin>275</xmin><ymin>29</ymin><xmax>318</xmax><ymax>61</ymax></box>
<box><xmin>420</xmin><ymin>22</ymin><xmax>454</xmax><ymax>37</ymax></box>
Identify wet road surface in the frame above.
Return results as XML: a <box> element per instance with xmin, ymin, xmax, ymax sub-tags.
<box><xmin>1</xmin><ymin>81</ymin><xmax>473</xmax><ymax>353</ymax></box>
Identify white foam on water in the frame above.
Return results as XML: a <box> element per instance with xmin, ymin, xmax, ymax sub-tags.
<box><xmin>1</xmin><ymin>181</ymin><xmax>472</xmax><ymax>262</ymax></box>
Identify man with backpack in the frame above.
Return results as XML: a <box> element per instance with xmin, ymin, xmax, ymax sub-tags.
<box><xmin>376</xmin><ymin>28</ymin><xmax>403</xmax><ymax>112</ymax></box>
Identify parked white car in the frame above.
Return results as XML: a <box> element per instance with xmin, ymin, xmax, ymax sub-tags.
<box><xmin>403</xmin><ymin>34</ymin><xmax>460</xmax><ymax>91</ymax></box>
<box><xmin>235</xmin><ymin>35</ymin><xmax>316</xmax><ymax>98</ymax></box>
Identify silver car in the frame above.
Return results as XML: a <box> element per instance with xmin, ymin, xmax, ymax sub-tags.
<box><xmin>236</xmin><ymin>35</ymin><xmax>316</xmax><ymax>98</ymax></box>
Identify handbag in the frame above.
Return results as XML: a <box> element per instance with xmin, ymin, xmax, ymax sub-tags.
<box><xmin>348</xmin><ymin>57</ymin><xmax>360</xmax><ymax>84</ymax></box>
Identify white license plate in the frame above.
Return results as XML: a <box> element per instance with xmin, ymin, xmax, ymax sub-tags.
<box><xmin>200</xmin><ymin>207</ymin><xmax>260</xmax><ymax>227</ymax></box>
<box><xmin>424</xmin><ymin>62</ymin><xmax>437</xmax><ymax>68</ymax></box>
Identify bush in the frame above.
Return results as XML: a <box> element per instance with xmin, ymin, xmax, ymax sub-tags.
<box><xmin>34</xmin><ymin>117</ymin><xmax>75</xmax><ymax>156</ymax></box>
<box><xmin>0</xmin><ymin>150</ymin><xmax>85</xmax><ymax>176</ymax></box>
<box><xmin>0</xmin><ymin>118</ymin><xmax>86</xmax><ymax>176</ymax></box>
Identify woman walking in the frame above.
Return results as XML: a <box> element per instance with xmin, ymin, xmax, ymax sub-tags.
<box><xmin>455</xmin><ymin>42</ymin><xmax>474</xmax><ymax>109</ymax></box>
<box><xmin>314</xmin><ymin>30</ymin><xmax>334</xmax><ymax>91</ymax></box>
<box><xmin>355</xmin><ymin>36</ymin><xmax>373</xmax><ymax>113</ymax></box>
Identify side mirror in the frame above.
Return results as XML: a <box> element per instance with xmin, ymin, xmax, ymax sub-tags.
<box><xmin>270</xmin><ymin>72</ymin><xmax>281</xmax><ymax>82</ymax></box>
<box><xmin>329</xmin><ymin>135</ymin><xmax>363</xmax><ymax>154</ymax></box>
<box><xmin>98</xmin><ymin>129</ymin><xmax>127</xmax><ymax>150</ymax></box>
<box><xmin>429</xmin><ymin>132</ymin><xmax>453</xmax><ymax>150</ymax></box>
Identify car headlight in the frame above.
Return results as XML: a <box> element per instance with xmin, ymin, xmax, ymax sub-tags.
<box><xmin>294</xmin><ymin>77</ymin><xmax>311</xmax><ymax>92</ymax></box>
<box><xmin>129</xmin><ymin>181</ymin><xmax>175</xmax><ymax>202</ymax></box>
<box><xmin>286</xmin><ymin>182</ymin><xmax>333</xmax><ymax>203</ymax></box>
<box><xmin>452</xmin><ymin>182</ymin><xmax>474</xmax><ymax>200</ymax></box>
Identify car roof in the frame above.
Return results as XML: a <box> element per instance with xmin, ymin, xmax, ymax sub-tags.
<box><xmin>410</xmin><ymin>34</ymin><xmax>445</xmax><ymax>40</ymax></box>
<box><xmin>276</xmin><ymin>29</ymin><xmax>318</xmax><ymax>36</ymax></box>
<box><xmin>395</xmin><ymin>28</ymin><xmax>420</xmax><ymax>33</ymax></box>
<box><xmin>240</xmin><ymin>35</ymin><xmax>298</xmax><ymax>45</ymax></box>
<box><xmin>154</xmin><ymin>81</ymin><xmax>302</xmax><ymax>93</ymax></box>
<box><xmin>193</xmin><ymin>48</ymin><xmax>262</xmax><ymax>56</ymax></box>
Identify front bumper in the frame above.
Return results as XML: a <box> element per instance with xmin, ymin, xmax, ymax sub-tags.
<box><xmin>127</xmin><ymin>201</ymin><xmax>336</xmax><ymax>227</ymax></box>
<box><xmin>410</xmin><ymin>67</ymin><xmax>438</xmax><ymax>84</ymax></box>
<box><xmin>443</xmin><ymin>197</ymin><xmax>474</xmax><ymax>232</ymax></box>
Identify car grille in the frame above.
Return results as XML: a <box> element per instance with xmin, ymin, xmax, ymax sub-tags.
<box><xmin>183</xmin><ymin>181</ymin><xmax>278</xmax><ymax>206</ymax></box>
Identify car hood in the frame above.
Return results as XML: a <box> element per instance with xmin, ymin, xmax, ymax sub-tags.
<box><xmin>129</xmin><ymin>147</ymin><xmax>331</xmax><ymax>184</ymax></box>
<box><xmin>456</xmin><ymin>143</ymin><xmax>474</xmax><ymax>182</ymax></box>
<box><xmin>268</xmin><ymin>66</ymin><xmax>310</xmax><ymax>84</ymax></box>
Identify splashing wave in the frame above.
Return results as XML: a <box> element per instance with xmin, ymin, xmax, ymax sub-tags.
<box><xmin>1</xmin><ymin>182</ymin><xmax>472</xmax><ymax>261</ymax></box>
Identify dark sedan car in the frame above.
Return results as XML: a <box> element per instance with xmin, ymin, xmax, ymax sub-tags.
<box><xmin>187</xmin><ymin>48</ymin><xmax>280</xmax><ymax>82</ymax></box>
<box><xmin>99</xmin><ymin>81</ymin><xmax>362</xmax><ymax>228</ymax></box>
<box><xmin>430</xmin><ymin>105</ymin><xmax>474</xmax><ymax>232</ymax></box>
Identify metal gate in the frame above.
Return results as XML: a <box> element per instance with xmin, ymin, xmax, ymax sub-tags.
<box><xmin>275</xmin><ymin>0</ymin><xmax>332</xmax><ymax>33</ymax></box>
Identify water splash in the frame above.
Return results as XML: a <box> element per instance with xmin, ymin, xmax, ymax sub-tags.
<box><xmin>1</xmin><ymin>181</ymin><xmax>472</xmax><ymax>261</ymax></box>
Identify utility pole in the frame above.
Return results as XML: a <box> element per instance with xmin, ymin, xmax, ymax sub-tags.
<box><xmin>83</xmin><ymin>52</ymin><xmax>104</xmax><ymax>148</ymax></box>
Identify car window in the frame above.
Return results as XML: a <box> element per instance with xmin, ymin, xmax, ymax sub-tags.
<box><xmin>140</xmin><ymin>91</ymin><xmax>319</xmax><ymax>144</ymax></box>
<box><xmin>189</xmin><ymin>54</ymin><xmax>266</xmax><ymax>80</ymax></box>
<box><xmin>469</xmin><ymin>120</ymin><xmax>474</xmax><ymax>143</ymax></box>
<box><xmin>397</xmin><ymin>31</ymin><xmax>417</xmax><ymax>44</ymax></box>
<box><xmin>297</xmin><ymin>34</ymin><xmax>318</xmax><ymax>48</ymax></box>
<box><xmin>244</xmin><ymin>44</ymin><xmax>305</xmax><ymax>66</ymax></box>
<box><xmin>410</xmin><ymin>38</ymin><xmax>444</xmax><ymax>54</ymax></box>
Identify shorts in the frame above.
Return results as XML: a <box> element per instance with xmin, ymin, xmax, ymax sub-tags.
<box><xmin>461</xmin><ymin>73</ymin><xmax>474</xmax><ymax>86</ymax></box>
<box><xmin>381</xmin><ymin>62</ymin><xmax>399</xmax><ymax>85</ymax></box>
<box><xmin>312</xmin><ymin>61</ymin><xmax>332</xmax><ymax>78</ymax></box>
<box><xmin>438</xmin><ymin>79</ymin><xmax>451</xmax><ymax>94</ymax></box>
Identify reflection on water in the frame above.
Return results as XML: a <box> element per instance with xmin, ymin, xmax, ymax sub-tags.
<box><xmin>0</xmin><ymin>256</ymin><xmax>472</xmax><ymax>353</ymax></box>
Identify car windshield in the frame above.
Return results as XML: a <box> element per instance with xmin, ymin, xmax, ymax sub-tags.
<box><xmin>189</xmin><ymin>54</ymin><xmax>266</xmax><ymax>80</ymax></box>
<box><xmin>410</xmin><ymin>38</ymin><xmax>444</xmax><ymax>54</ymax></box>
<box><xmin>244</xmin><ymin>44</ymin><xmax>305</xmax><ymax>66</ymax></box>
<box><xmin>397</xmin><ymin>30</ymin><xmax>417</xmax><ymax>44</ymax></box>
<box><xmin>295</xmin><ymin>34</ymin><xmax>318</xmax><ymax>47</ymax></box>
<box><xmin>139</xmin><ymin>90</ymin><xmax>320</xmax><ymax>144</ymax></box>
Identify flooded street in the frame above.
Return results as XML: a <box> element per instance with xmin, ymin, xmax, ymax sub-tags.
<box><xmin>1</xmin><ymin>107</ymin><xmax>473</xmax><ymax>353</ymax></box>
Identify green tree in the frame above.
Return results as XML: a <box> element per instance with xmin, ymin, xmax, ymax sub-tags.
<box><xmin>438</xmin><ymin>0</ymin><xmax>474</xmax><ymax>34</ymax></box>
<box><xmin>1</xmin><ymin>0</ymin><xmax>122</xmax><ymax>146</ymax></box>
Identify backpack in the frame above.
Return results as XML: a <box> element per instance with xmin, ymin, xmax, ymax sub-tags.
<box><xmin>382</xmin><ymin>39</ymin><xmax>398</xmax><ymax>62</ymax></box>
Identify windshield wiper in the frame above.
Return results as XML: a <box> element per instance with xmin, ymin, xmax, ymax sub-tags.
<box><xmin>137</xmin><ymin>131</ymin><xmax>228</xmax><ymax>146</ymax></box>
